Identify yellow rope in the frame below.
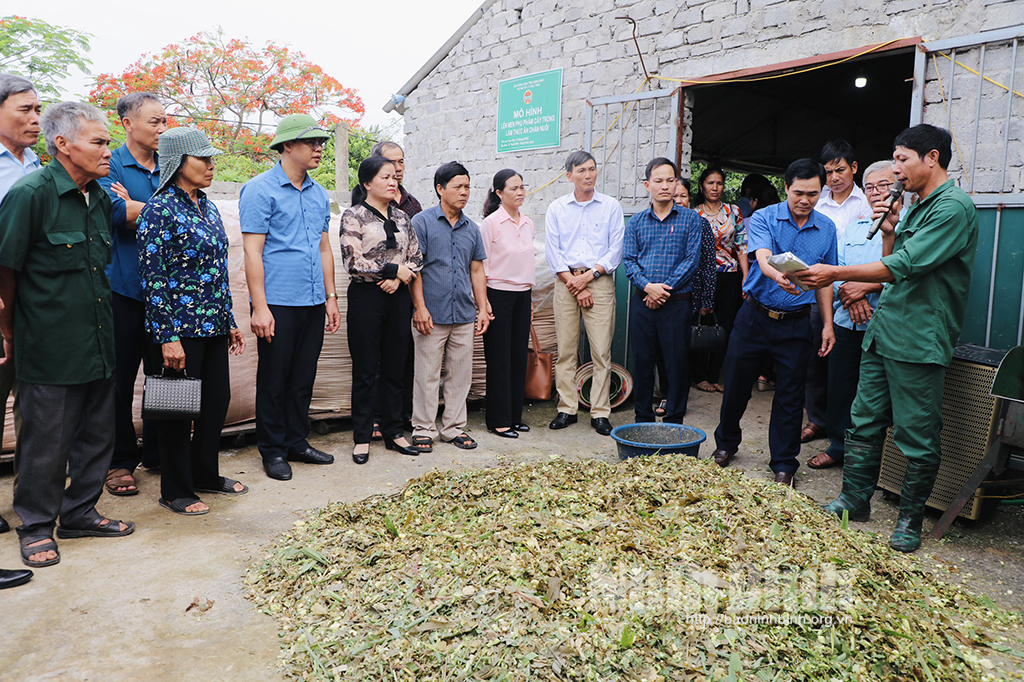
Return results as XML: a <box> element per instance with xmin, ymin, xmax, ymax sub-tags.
<box><xmin>930</xmin><ymin>53</ymin><xmax>970</xmax><ymax>188</ymax></box>
<box><xmin>936</xmin><ymin>50</ymin><xmax>1024</xmax><ymax>99</ymax></box>
<box><xmin>649</xmin><ymin>39</ymin><xmax>904</xmax><ymax>85</ymax></box>
<box><xmin>526</xmin><ymin>78</ymin><xmax>650</xmax><ymax>196</ymax></box>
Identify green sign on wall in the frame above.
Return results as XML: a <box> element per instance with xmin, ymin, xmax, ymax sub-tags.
<box><xmin>496</xmin><ymin>68</ymin><xmax>562</xmax><ymax>153</ymax></box>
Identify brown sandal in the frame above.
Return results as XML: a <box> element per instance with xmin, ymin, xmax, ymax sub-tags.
<box><xmin>695</xmin><ymin>381</ymin><xmax>717</xmax><ymax>393</ymax></box>
<box><xmin>807</xmin><ymin>451</ymin><xmax>841</xmax><ymax>469</ymax></box>
<box><xmin>105</xmin><ymin>468</ymin><xmax>139</xmax><ymax>497</ymax></box>
<box><xmin>800</xmin><ymin>422</ymin><xmax>826</xmax><ymax>443</ymax></box>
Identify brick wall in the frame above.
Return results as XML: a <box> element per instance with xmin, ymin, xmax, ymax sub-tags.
<box><xmin>400</xmin><ymin>0</ymin><xmax>1022</xmax><ymax>222</ymax></box>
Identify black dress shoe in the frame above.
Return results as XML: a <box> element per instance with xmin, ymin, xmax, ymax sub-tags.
<box><xmin>384</xmin><ymin>436</ymin><xmax>420</xmax><ymax>456</ymax></box>
<box><xmin>287</xmin><ymin>446</ymin><xmax>334</xmax><ymax>465</ymax></box>
<box><xmin>549</xmin><ymin>412</ymin><xmax>578</xmax><ymax>429</ymax></box>
<box><xmin>0</xmin><ymin>514</ymin><xmax>9</xmax><ymax>534</ymax></box>
<box><xmin>487</xmin><ymin>427</ymin><xmax>519</xmax><ymax>438</ymax></box>
<box><xmin>712</xmin><ymin>448</ymin><xmax>736</xmax><ymax>467</ymax></box>
<box><xmin>0</xmin><ymin>568</ymin><xmax>33</xmax><ymax>590</ymax></box>
<box><xmin>264</xmin><ymin>458</ymin><xmax>293</xmax><ymax>481</ymax></box>
<box><xmin>352</xmin><ymin>447</ymin><xmax>369</xmax><ymax>465</ymax></box>
<box><xmin>590</xmin><ymin>417</ymin><xmax>613</xmax><ymax>436</ymax></box>
<box><xmin>512</xmin><ymin>423</ymin><xmax>530</xmax><ymax>432</ymax></box>
<box><xmin>773</xmin><ymin>471</ymin><xmax>795</xmax><ymax>488</ymax></box>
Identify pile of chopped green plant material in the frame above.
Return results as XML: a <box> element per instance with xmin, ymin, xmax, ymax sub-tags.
<box><xmin>246</xmin><ymin>455</ymin><xmax>1023</xmax><ymax>681</ymax></box>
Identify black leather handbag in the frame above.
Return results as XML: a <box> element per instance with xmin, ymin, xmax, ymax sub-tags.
<box><xmin>690</xmin><ymin>313</ymin><xmax>728</xmax><ymax>351</ymax></box>
<box><xmin>142</xmin><ymin>370</ymin><xmax>202</xmax><ymax>420</ymax></box>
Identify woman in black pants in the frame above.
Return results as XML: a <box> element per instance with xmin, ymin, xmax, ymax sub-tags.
<box><xmin>341</xmin><ymin>157</ymin><xmax>423</xmax><ymax>463</ymax></box>
<box><xmin>138</xmin><ymin>127</ymin><xmax>247</xmax><ymax>516</ymax></box>
<box><xmin>480</xmin><ymin>170</ymin><xmax>535</xmax><ymax>437</ymax></box>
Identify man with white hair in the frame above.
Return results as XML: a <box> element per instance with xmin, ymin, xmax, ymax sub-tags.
<box><xmin>0</xmin><ymin>72</ymin><xmax>41</xmax><ymax>588</ymax></box>
<box><xmin>807</xmin><ymin>160</ymin><xmax>897</xmax><ymax>471</ymax></box>
<box><xmin>0</xmin><ymin>101</ymin><xmax>135</xmax><ymax>570</ymax></box>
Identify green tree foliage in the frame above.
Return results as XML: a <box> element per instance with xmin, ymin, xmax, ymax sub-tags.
<box><xmin>90</xmin><ymin>29</ymin><xmax>362</xmax><ymax>161</ymax></box>
<box><xmin>308</xmin><ymin>123</ymin><xmax>402</xmax><ymax>192</ymax></box>
<box><xmin>689</xmin><ymin>160</ymin><xmax>785</xmax><ymax>205</ymax></box>
<box><xmin>0</xmin><ymin>16</ymin><xmax>92</xmax><ymax>98</ymax></box>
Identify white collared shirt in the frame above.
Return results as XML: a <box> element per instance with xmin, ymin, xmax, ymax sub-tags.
<box><xmin>544</xmin><ymin>190</ymin><xmax>625</xmax><ymax>276</ymax></box>
<box><xmin>817</xmin><ymin>184</ymin><xmax>871</xmax><ymax>240</ymax></box>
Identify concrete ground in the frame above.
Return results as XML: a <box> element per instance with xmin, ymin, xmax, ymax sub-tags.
<box><xmin>1</xmin><ymin>388</ymin><xmax>1022</xmax><ymax>681</ymax></box>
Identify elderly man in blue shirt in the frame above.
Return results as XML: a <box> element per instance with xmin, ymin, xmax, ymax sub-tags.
<box><xmin>711</xmin><ymin>158</ymin><xmax>837</xmax><ymax>487</ymax></box>
<box><xmin>240</xmin><ymin>114</ymin><xmax>341</xmax><ymax>481</ymax></box>
<box><xmin>806</xmin><ymin>160</ymin><xmax>896</xmax><ymax>471</ymax></box>
<box><xmin>409</xmin><ymin>161</ymin><xmax>490</xmax><ymax>452</ymax></box>
<box><xmin>623</xmin><ymin>158</ymin><xmax>704</xmax><ymax>425</ymax></box>
<box><xmin>0</xmin><ymin>72</ymin><xmax>41</xmax><ymax>589</ymax></box>
<box><xmin>96</xmin><ymin>92</ymin><xmax>167</xmax><ymax>497</ymax></box>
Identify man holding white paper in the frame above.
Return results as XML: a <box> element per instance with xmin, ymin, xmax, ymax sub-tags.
<box><xmin>710</xmin><ymin>159</ymin><xmax>837</xmax><ymax>487</ymax></box>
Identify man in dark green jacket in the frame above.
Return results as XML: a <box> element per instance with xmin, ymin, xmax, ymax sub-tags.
<box><xmin>795</xmin><ymin>124</ymin><xmax>979</xmax><ymax>553</ymax></box>
<box><xmin>0</xmin><ymin>102</ymin><xmax>135</xmax><ymax>570</ymax></box>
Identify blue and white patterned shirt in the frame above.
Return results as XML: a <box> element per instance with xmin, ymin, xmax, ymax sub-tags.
<box><xmin>138</xmin><ymin>186</ymin><xmax>237</xmax><ymax>343</ymax></box>
<box><xmin>411</xmin><ymin>204</ymin><xmax>487</xmax><ymax>326</ymax></box>
<box><xmin>743</xmin><ymin>201</ymin><xmax>838</xmax><ymax>311</ymax></box>
<box><xmin>623</xmin><ymin>204</ymin><xmax>703</xmax><ymax>293</ymax></box>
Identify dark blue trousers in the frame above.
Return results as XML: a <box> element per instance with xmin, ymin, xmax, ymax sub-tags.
<box><xmin>714</xmin><ymin>299</ymin><xmax>813</xmax><ymax>473</ymax></box>
<box><xmin>631</xmin><ymin>293</ymin><xmax>692</xmax><ymax>423</ymax></box>
<box><xmin>255</xmin><ymin>304</ymin><xmax>325</xmax><ymax>463</ymax></box>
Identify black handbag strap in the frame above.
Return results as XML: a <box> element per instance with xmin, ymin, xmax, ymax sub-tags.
<box><xmin>695</xmin><ymin>312</ymin><xmax>719</xmax><ymax>327</ymax></box>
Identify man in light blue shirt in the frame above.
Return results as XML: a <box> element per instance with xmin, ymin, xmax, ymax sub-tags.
<box><xmin>807</xmin><ymin>160</ymin><xmax>894</xmax><ymax>471</ymax></box>
<box><xmin>544</xmin><ymin>151</ymin><xmax>625</xmax><ymax>436</ymax></box>
<box><xmin>0</xmin><ymin>74</ymin><xmax>41</xmax><ymax>570</ymax></box>
<box><xmin>712</xmin><ymin>159</ymin><xmax>837</xmax><ymax>487</ymax></box>
<box><xmin>95</xmin><ymin>92</ymin><xmax>166</xmax><ymax>496</ymax></box>
<box><xmin>240</xmin><ymin>114</ymin><xmax>341</xmax><ymax>481</ymax></box>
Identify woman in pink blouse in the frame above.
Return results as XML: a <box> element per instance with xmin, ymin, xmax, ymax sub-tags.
<box><xmin>480</xmin><ymin>170</ymin><xmax>535</xmax><ymax>438</ymax></box>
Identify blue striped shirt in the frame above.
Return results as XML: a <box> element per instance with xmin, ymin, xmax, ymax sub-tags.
<box><xmin>743</xmin><ymin>201</ymin><xmax>838</xmax><ymax>310</ymax></box>
<box><xmin>411</xmin><ymin>204</ymin><xmax>487</xmax><ymax>325</ymax></box>
<box><xmin>623</xmin><ymin>204</ymin><xmax>703</xmax><ymax>293</ymax></box>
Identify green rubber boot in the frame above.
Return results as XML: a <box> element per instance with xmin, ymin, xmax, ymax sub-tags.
<box><xmin>889</xmin><ymin>460</ymin><xmax>940</xmax><ymax>553</ymax></box>
<box><xmin>821</xmin><ymin>441</ymin><xmax>882</xmax><ymax>523</ymax></box>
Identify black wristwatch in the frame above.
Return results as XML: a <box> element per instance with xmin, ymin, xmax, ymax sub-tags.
<box><xmin>591</xmin><ymin>268</ymin><xmax>602</xmax><ymax>279</ymax></box>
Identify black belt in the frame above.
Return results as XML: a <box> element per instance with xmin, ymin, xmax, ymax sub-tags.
<box><xmin>635</xmin><ymin>287</ymin><xmax>690</xmax><ymax>302</ymax></box>
<box><xmin>569</xmin><ymin>267</ymin><xmax>593</xmax><ymax>275</ymax></box>
<box><xmin>747</xmin><ymin>296</ymin><xmax>809</xmax><ymax>320</ymax></box>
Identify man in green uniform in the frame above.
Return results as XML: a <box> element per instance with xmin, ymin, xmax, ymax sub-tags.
<box><xmin>0</xmin><ymin>102</ymin><xmax>135</xmax><ymax>569</ymax></box>
<box><xmin>794</xmin><ymin>124</ymin><xmax>978</xmax><ymax>553</ymax></box>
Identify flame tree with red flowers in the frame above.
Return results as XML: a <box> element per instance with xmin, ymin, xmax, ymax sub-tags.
<box><xmin>89</xmin><ymin>29</ymin><xmax>364</xmax><ymax>164</ymax></box>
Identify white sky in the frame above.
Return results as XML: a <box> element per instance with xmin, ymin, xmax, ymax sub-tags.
<box><xmin>13</xmin><ymin>0</ymin><xmax>484</xmax><ymax>132</ymax></box>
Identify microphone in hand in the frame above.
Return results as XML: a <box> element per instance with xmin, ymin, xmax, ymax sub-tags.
<box><xmin>867</xmin><ymin>180</ymin><xmax>904</xmax><ymax>240</ymax></box>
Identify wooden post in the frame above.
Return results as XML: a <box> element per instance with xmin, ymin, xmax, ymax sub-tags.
<box><xmin>335</xmin><ymin>121</ymin><xmax>350</xmax><ymax>203</ymax></box>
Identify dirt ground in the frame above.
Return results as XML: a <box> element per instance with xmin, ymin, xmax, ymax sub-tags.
<box><xmin>1</xmin><ymin>388</ymin><xmax>1021</xmax><ymax>681</ymax></box>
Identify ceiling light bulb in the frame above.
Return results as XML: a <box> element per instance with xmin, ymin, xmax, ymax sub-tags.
<box><xmin>855</xmin><ymin>77</ymin><xmax>868</xmax><ymax>88</ymax></box>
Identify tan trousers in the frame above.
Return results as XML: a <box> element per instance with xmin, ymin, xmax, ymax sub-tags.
<box><xmin>553</xmin><ymin>276</ymin><xmax>616</xmax><ymax>418</ymax></box>
<box><xmin>412</xmin><ymin>322</ymin><xmax>476</xmax><ymax>441</ymax></box>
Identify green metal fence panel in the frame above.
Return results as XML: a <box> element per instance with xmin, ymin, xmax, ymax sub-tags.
<box><xmin>960</xmin><ymin>206</ymin><xmax>1024</xmax><ymax>349</ymax></box>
